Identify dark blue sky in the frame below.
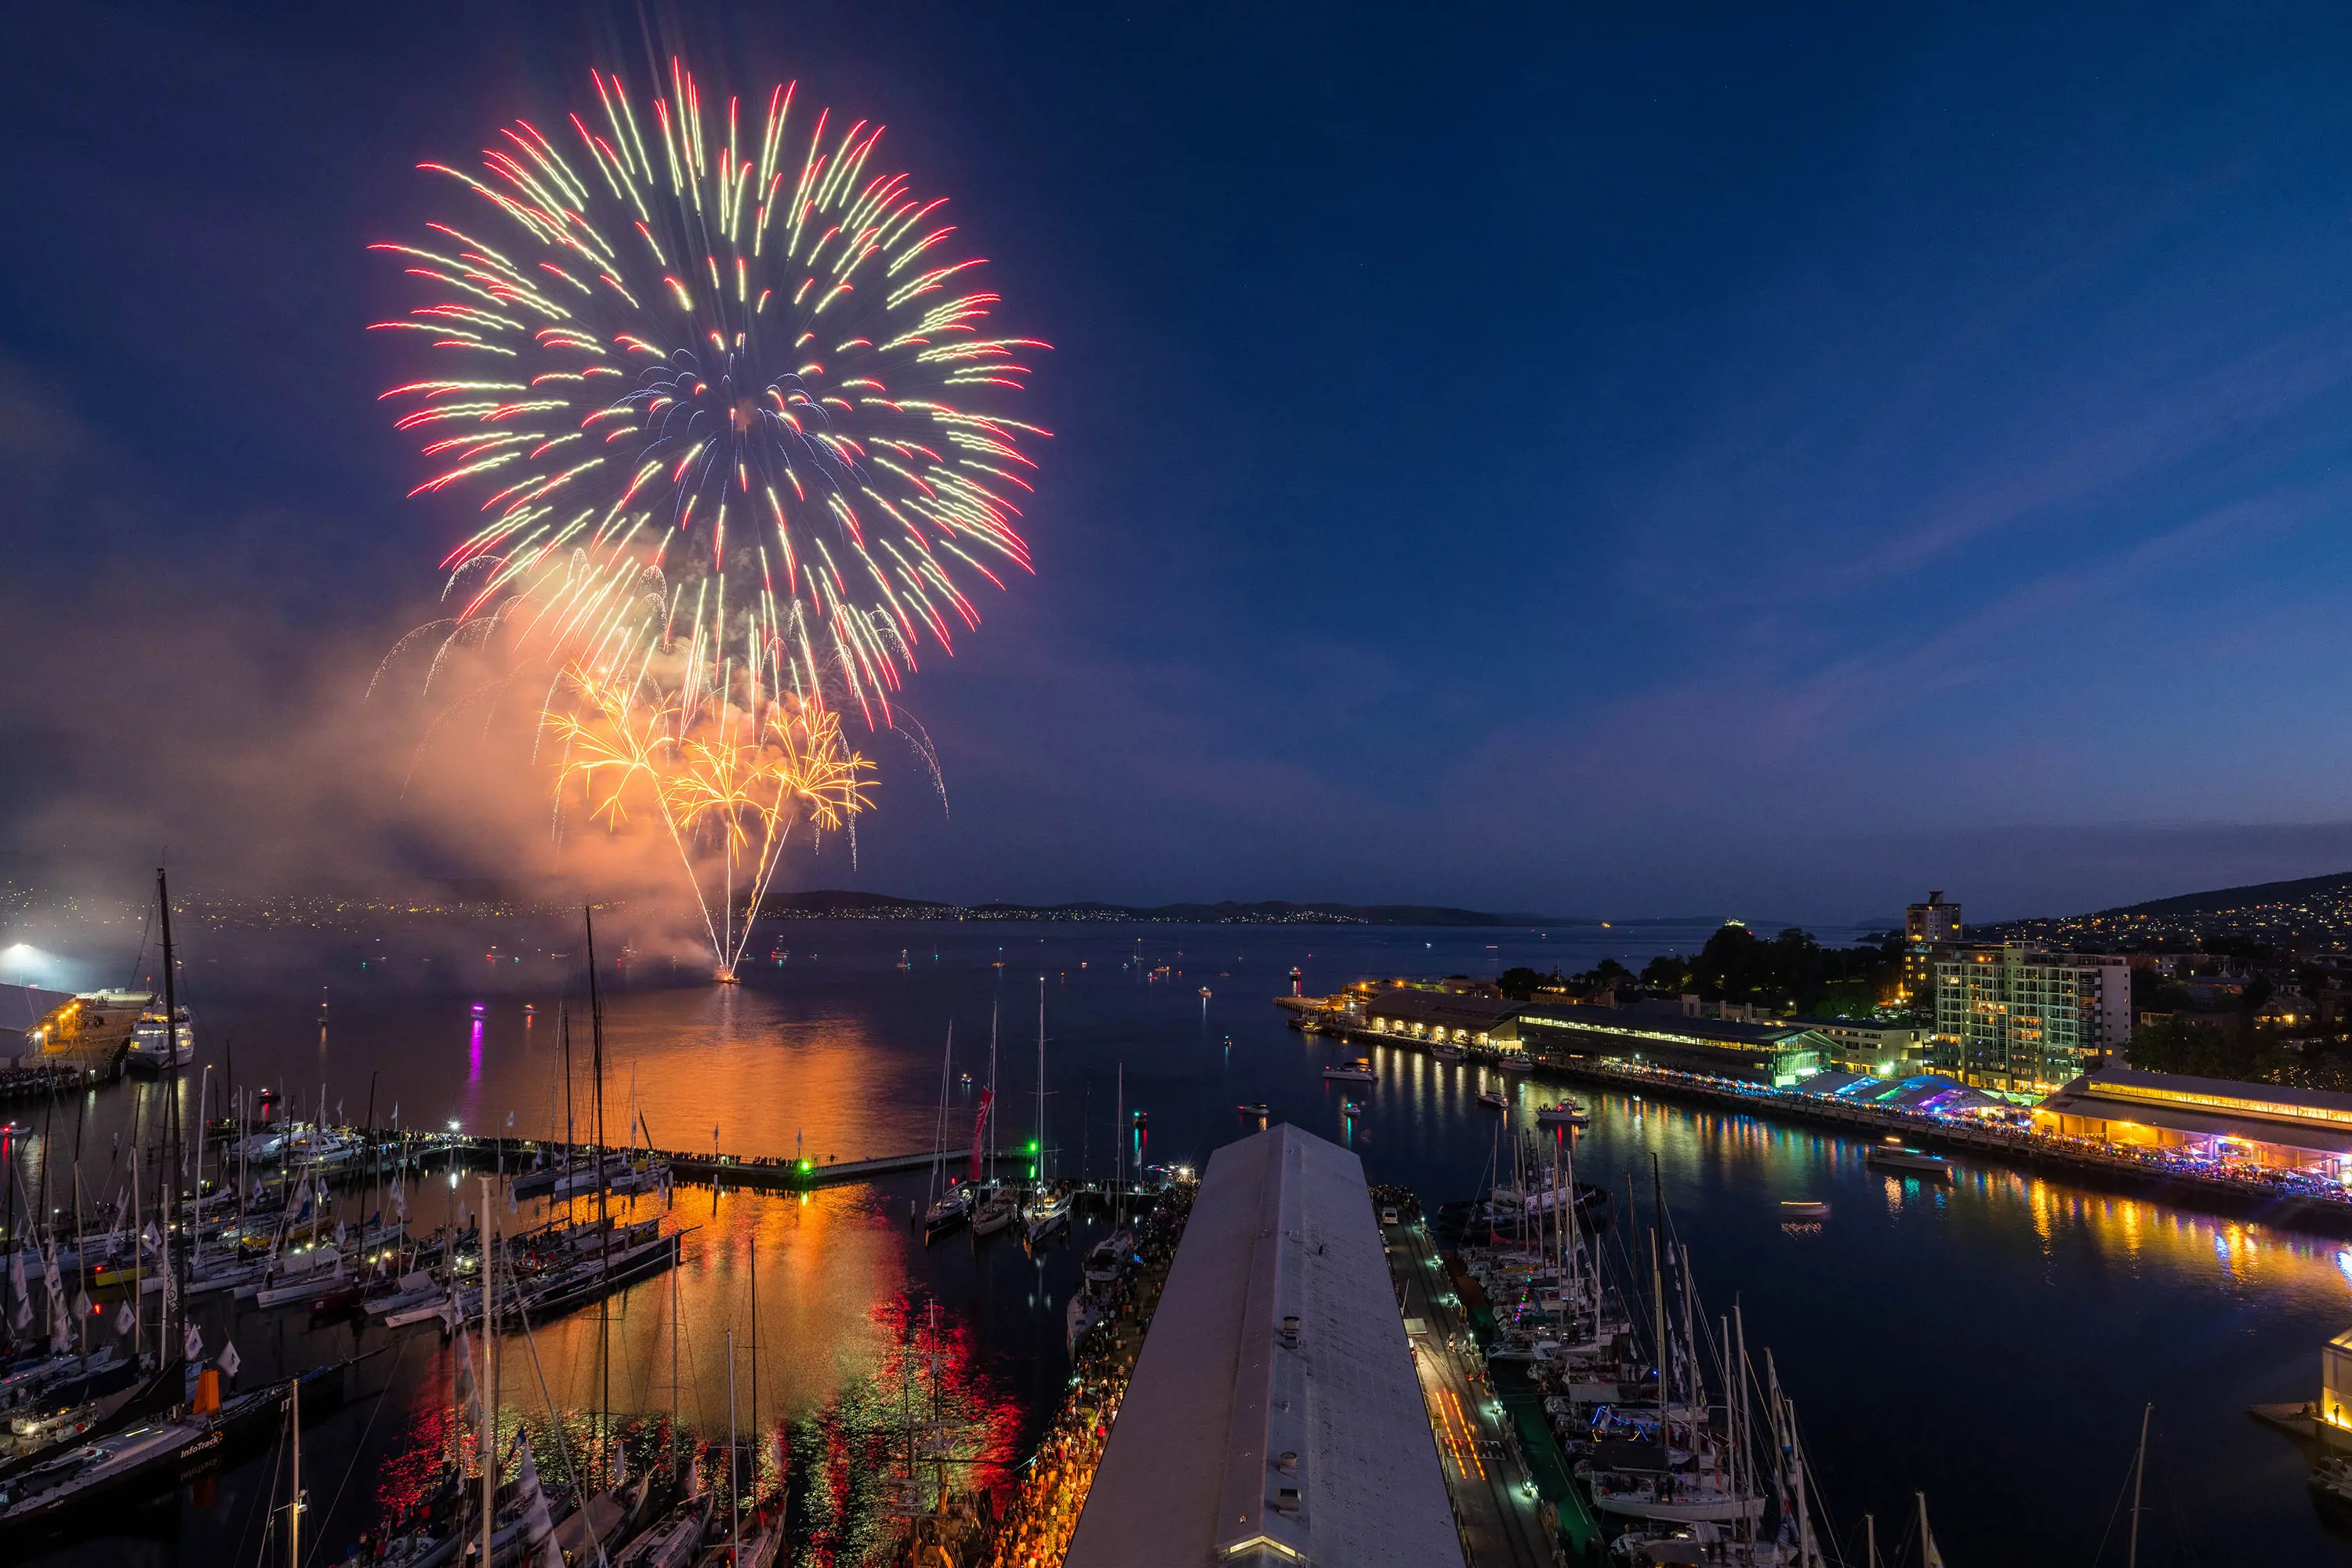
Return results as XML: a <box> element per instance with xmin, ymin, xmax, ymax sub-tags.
<box><xmin>8</xmin><ymin>2</ymin><xmax>2352</xmax><ymax>923</ymax></box>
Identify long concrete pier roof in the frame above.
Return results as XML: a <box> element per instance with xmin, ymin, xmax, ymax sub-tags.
<box><xmin>1064</xmin><ymin>1122</ymin><xmax>1464</xmax><ymax>1568</ymax></box>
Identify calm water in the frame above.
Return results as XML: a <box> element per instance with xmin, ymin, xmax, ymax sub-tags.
<box><xmin>9</xmin><ymin>915</ymin><xmax>2350</xmax><ymax>1566</ymax></box>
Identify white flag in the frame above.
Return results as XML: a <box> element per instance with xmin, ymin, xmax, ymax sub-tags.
<box><xmin>217</xmin><ymin>1338</ymin><xmax>241</xmax><ymax>1379</ymax></box>
<box><xmin>456</xmin><ymin>1325</ymin><xmax>480</xmax><ymax>1426</ymax></box>
<box><xmin>49</xmin><ymin>1295</ymin><xmax>70</xmax><ymax>1353</ymax></box>
<box><xmin>114</xmin><ymin>1298</ymin><xmax>135</xmax><ymax>1336</ymax></box>
<box><xmin>184</xmin><ymin>1322</ymin><xmax>203</xmax><ymax>1362</ymax></box>
<box><xmin>9</xmin><ymin>1247</ymin><xmax>28</xmax><ymax>1331</ymax></box>
<box><xmin>141</xmin><ymin>1223</ymin><xmax>160</xmax><ymax>1256</ymax></box>
<box><xmin>41</xmin><ymin>1243</ymin><xmax>61</xmax><ymax>1298</ymax></box>
<box><xmin>514</xmin><ymin>1431</ymin><xmax>562</xmax><ymax>1568</ymax></box>
<box><xmin>74</xmin><ymin>1290</ymin><xmax>91</xmax><ymax>1322</ymax></box>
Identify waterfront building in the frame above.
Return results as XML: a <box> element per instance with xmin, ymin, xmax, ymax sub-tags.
<box><xmin>1933</xmin><ymin>945</ymin><xmax>2132</xmax><ymax>1098</ymax></box>
<box><xmin>2034</xmin><ymin>1065</ymin><xmax>2352</xmax><ymax>1172</ymax></box>
<box><xmin>2</xmin><ymin>985</ymin><xmax>148</xmax><ymax>1068</ymax></box>
<box><xmin>1788</xmin><ymin>1014</ymin><xmax>1934</xmax><ymax>1076</ymax></box>
<box><xmin>1062</xmin><ymin>1123</ymin><xmax>1464</xmax><ymax>1568</ymax></box>
<box><xmin>1359</xmin><ymin>989</ymin><xmax>1519</xmax><ymax>1051</ymax></box>
<box><xmin>1504</xmin><ymin>1004</ymin><xmax>1829</xmax><ymax>1086</ymax></box>
<box><xmin>1903</xmin><ymin>890</ymin><xmax>1962</xmax><ymax>1007</ymax></box>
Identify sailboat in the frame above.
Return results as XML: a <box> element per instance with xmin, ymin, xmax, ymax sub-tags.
<box><xmin>971</xmin><ymin>989</ymin><xmax>1018</xmax><ymax>1239</ymax></box>
<box><xmin>1024</xmin><ymin>979</ymin><xmax>1069</xmax><ymax>1246</ymax></box>
<box><xmin>922</xmin><ymin>1025</ymin><xmax>971</xmax><ymax>1236</ymax></box>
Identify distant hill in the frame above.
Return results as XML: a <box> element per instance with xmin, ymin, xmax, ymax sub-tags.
<box><xmin>2102</xmin><ymin>870</ymin><xmax>2352</xmax><ymax>918</ymax></box>
<box><xmin>757</xmin><ymin>891</ymin><xmax>1587</xmax><ymax>926</ymax></box>
<box><xmin>1977</xmin><ymin>868</ymin><xmax>2352</xmax><ymax>947</ymax></box>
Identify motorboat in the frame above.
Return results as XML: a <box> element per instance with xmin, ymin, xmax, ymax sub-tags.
<box><xmin>1237</xmin><ymin>1102</ymin><xmax>1269</xmax><ymax>1117</ymax></box>
<box><xmin>1341</xmin><ymin>1099</ymin><xmax>1366</xmax><ymax>1116</ymax></box>
<box><xmin>1866</xmin><ymin>1145</ymin><xmax>1952</xmax><ymax>1181</ymax></box>
<box><xmin>125</xmin><ymin>1006</ymin><xmax>194</xmax><ymax>1071</ymax></box>
<box><xmin>1131</xmin><ymin>1109</ymin><xmax>1149</xmax><ymax>1127</ymax></box>
<box><xmin>1535</xmin><ymin>1102</ymin><xmax>1591</xmax><ymax>1128</ymax></box>
<box><xmin>1779</xmin><ymin>1200</ymin><xmax>1831</xmax><ymax>1218</ymax></box>
<box><xmin>1478</xmin><ymin>1089</ymin><xmax>1508</xmax><ymax>1109</ymax></box>
<box><xmin>1198</xmin><ymin>986</ymin><xmax>1212</xmax><ymax>999</ymax></box>
<box><xmin>1323</xmin><ymin>1058</ymin><xmax>1376</xmax><ymax>1083</ymax></box>
<box><xmin>1429</xmin><ymin>1042</ymin><xmax>1464</xmax><ymax>1062</ymax></box>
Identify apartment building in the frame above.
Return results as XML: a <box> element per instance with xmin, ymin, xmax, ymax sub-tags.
<box><xmin>1933</xmin><ymin>944</ymin><xmax>2133</xmax><ymax>1098</ymax></box>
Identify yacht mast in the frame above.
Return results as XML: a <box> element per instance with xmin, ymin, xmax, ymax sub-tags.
<box><xmin>1035</xmin><ymin>976</ymin><xmax>1047</xmax><ymax>1187</ymax></box>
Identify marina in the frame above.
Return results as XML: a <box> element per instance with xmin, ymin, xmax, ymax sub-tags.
<box><xmin>5</xmin><ymin>917</ymin><xmax>2352</xmax><ymax>1565</ymax></box>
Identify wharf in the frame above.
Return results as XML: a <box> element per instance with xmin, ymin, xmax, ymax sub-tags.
<box><xmin>1302</xmin><ymin>1014</ymin><xmax>2352</xmax><ymax>1238</ymax></box>
<box><xmin>1387</xmin><ymin>1210</ymin><xmax>1579</xmax><ymax>1567</ymax></box>
<box><xmin>197</xmin><ymin>1128</ymin><xmax>1036</xmax><ymax>1194</ymax></box>
<box><xmin>0</xmin><ymin>1054</ymin><xmax>122</xmax><ymax>1102</ymax></box>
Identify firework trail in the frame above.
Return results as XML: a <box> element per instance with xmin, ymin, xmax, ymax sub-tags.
<box><xmin>375</xmin><ymin>59</ymin><xmax>1046</xmax><ymax>976</ymax></box>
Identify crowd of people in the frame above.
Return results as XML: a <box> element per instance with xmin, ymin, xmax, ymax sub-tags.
<box><xmin>968</xmin><ymin>1181</ymin><xmax>1196</xmax><ymax>1568</ymax></box>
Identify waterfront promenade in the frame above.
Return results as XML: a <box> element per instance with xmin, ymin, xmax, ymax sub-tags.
<box><xmin>1301</xmin><ymin>1014</ymin><xmax>2352</xmax><ymax>1236</ymax></box>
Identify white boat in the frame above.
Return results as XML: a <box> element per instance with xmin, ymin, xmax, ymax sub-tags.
<box><xmin>1585</xmin><ymin>1468</ymin><xmax>1764</xmax><ymax>1523</ymax></box>
<box><xmin>1866</xmin><ymin>1145</ymin><xmax>1952</xmax><ymax>1181</ymax></box>
<box><xmin>615</xmin><ymin>1495</ymin><xmax>710</xmax><ymax>1568</ymax></box>
<box><xmin>1083</xmin><ymin>1230</ymin><xmax>1133</xmax><ymax>1286</ymax></box>
<box><xmin>1535</xmin><ymin>1102</ymin><xmax>1590</xmax><ymax>1128</ymax></box>
<box><xmin>125</xmin><ymin>1007</ymin><xmax>194</xmax><ymax>1071</ymax></box>
<box><xmin>1025</xmin><ymin>1187</ymin><xmax>1070</xmax><ymax>1244</ymax></box>
<box><xmin>1065</xmin><ymin>1290</ymin><xmax>1104</xmax><ymax>1356</ymax></box>
<box><xmin>385</xmin><ymin>1293</ymin><xmax>457</xmax><ymax>1330</ymax></box>
<box><xmin>1478</xmin><ymin>1089</ymin><xmax>1508</xmax><ymax>1109</ymax></box>
<box><xmin>255</xmin><ymin>1258</ymin><xmax>343</xmax><ymax>1309</ymax></box>
<box><xmin>924</xmin><ymin>1185</ymin><xmax>973</xmax><ymax>1235</ymax></box>
<box><xmin>362</xmin><ymin>1269</ymin><xmax>444</xmax><ymax>1318</ymax></box>
<box><xmin>1322</xmin><ymin>1058</ymin><xmax>1376</xmax><ymax>1082</ymax></box>
<box><xmin>1430</xmin><ymin>1042</ymin><xmax>1464</xmax><ymax>1062</ymax></box>
<box><xmin>971</xmin><ymin>1186</ymin><xmax>1019</xmax><ymax>1237</ymax></box>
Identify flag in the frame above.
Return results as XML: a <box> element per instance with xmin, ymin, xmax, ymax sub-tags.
<box><xmin>49</xmin><ymin>1294</ymin><xmax>70</xmax><ymax>1353</ymax></box>
<box><xmin>114</xmin><ymin>1299</ymin><xmax>135</xmax><ymax>1336</ymax></box>
<box><xmin>141</xmin><ymin>1222</ymin><xmax>161</xmax><ymax>1256</ymax></box>
<box><xmin>456</xmin><ymin>1324</ymin><xmax>481</xmax><ymax>1429</ymax></box>
<box><xmin>74</xmin><ymin>1289</ymin><xmax>90</xmax><ymax>1322</ymax></box>
<box><xmin>217</xmin><ymin>1338</ymin><xmax>241</xmax><ymax>1379</ymax></box>
<box><xmin>9</xmin><ymin>1246</ymin><xmax>28</xmax><ymax>1331</ymax></box>
<box><xmin>390</xmin><ymin>1102</ymin><xmax>398</xmax><ymax>1124</ymax></box>
<box><xmin>41</xmin><ymin>1243</ymin><xmax>61</xmax><ymax>1298</ymax></box>
<box><xmin>184</xmin><ymin>1322</ymin><xmax>203</xmax><ymax>1362</ymax></box>
<box><xmin>514</xmin><ymin>1431</ymin><xmax>562</xmax><ymax>1568</ymax></box>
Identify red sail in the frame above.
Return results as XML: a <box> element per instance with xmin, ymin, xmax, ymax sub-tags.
<box><xmin>969</xmin><ymin>1090</ymin><xmax>994</xmax><ymax>1184</ymax></box>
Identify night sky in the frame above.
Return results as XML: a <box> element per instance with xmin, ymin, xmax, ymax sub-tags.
<box><xmin>9</xmin><ymin>2</ymin><xmax>2352</xmax><ymax>923</ymax></box>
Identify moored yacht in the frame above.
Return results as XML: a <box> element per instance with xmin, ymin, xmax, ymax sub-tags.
<box><xmin>1322</xmin><ymin>1058</ymin><xmax>1376</xmax><ymax>1082</ymax></box>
